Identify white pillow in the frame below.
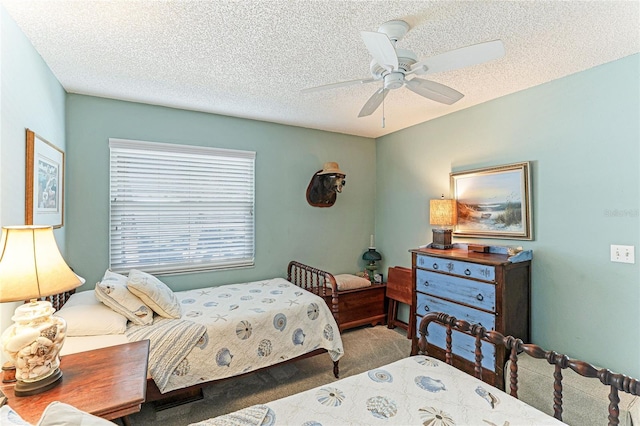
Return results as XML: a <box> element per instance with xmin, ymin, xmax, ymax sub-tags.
<box><xmin>37</xmin><ymin>401</ymin><xmax>113</xmax><ymax>426</ymax></box>
<box><xmin>334</xmin><ymin>274</ymin><xmax>372</xmax><ymax>291</ymax></box>
<box><xmin>0</xmin><ymin>405</ymin><xmax>31</xmax><ymax>426</ymax></box>
<box><xmin>94</xmin><ymin>270</ymin><xmax>153</xmax><ymax>326</ymax></box>
<box><xmin>59</xmin><ymin>290</ymin><xmax>100</xmax><ymax>308</ymax></box>
<box><xmin>56</xmin><ymin>302</ymin><xmax>128</xmax><ymax>336</ymax></box>
<box><xmin>127</xmin><ymin>269</ymin><xmax>181</xmax><ymax>318</ymax></box>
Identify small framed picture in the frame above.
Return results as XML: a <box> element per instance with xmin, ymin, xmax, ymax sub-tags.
<box><xmin>374</xmin><ymin>273</ymin><xmax>383</xmax><ymax>284</ymax></box>
<box><xmin>25</xmin><ymin>129</ymin><xmax>64</xmax><ymax>228</ymax></box>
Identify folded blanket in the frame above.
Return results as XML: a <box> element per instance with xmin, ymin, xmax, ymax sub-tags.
<box><xmin>126</xmin><ymin>317</ymin><xmax>206</xmax><ymax>393</ymax></box>
<box><xmin>188</xmin><ymin>405</ymin><xmax>269</xmax><ymax>426</ymax></box>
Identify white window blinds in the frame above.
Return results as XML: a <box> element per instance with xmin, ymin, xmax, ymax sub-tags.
<box><xmin>109</xmin><ymin>139</ymin><xmax>255</xmax><ymax>275</ymax></box>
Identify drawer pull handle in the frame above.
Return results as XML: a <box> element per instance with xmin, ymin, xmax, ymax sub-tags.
<box><xmin>424</xmin><ymin>305</ymin><xmax>430</xmax><ymax>312</ymax></box>
<box><xmin>476</xmin><ymin>293</ymin><xmax>484</xmax><ymax>301</ymax></box>
<box><xmin>464</xmin><ymin>269</ymin><xmax>471</xmax><ymax>276</ymax></box>
<box><xmin>432</xmin><ymin>263</ymin><xmax>439</xmax><ymax>270</ymax></box>
<box><xmin>423</xmin><ymin>281</ymin><xmax>430</xmax><ymax>287</ymax></box>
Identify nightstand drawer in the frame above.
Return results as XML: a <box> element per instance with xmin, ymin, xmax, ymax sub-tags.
<box><xmin>416</xmin><ymin>269</ymin><xmax>496</xmax><ymax>312</ymax></box>
<box><xmin>416</xmin><ymin>254</ymin><xmax>496</xmax><ymax>282</ymax></box>
<box><xmin>416</xmin><ymin>293</ymin><xmax>496</xmax><ymax>330</ymax></box>
<box><xmin>416</xmin><ymin>316</ymin><xmax>496</xmax><ymax>371</ymax></box>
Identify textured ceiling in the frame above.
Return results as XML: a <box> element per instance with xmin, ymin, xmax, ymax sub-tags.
<box><xmin>2</xmin><ymin>1</ymin><xmax>639</xmax><ymax>138</ymax></box>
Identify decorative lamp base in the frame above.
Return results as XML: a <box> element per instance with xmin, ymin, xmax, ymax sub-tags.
<box><xmin>14</xmin><ymin>368</ymin><xmax>62</xmax><ymax>397</ymax></box>
<box><xmin>1</xmin><ymin>300</ymin><xmax>67</xmax><ymax>397</ymax></box>
<box><xmin>365</xmin><ymin>264</ymin><xmax>377</xmax><ymax>283</ymax></box>
<box><xmin>431</xmin><ymin>229</ymin><xmax>453</xmax><ymax>250</ymax></box>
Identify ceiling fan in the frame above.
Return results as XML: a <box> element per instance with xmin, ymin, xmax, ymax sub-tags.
<box><xmin>302</xmin><ymin>20</ymin><xmax>505</xmax><ymax>118</ymax></box>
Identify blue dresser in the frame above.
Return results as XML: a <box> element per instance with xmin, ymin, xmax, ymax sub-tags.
<box><xmin>410</xmin><ymin>246</ymin><xmax>531</xmax><ymax>389</ymax></box>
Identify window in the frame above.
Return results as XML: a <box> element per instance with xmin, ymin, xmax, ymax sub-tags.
<box><xmin>109</xmin><ymin>138</ymin><xmax>255</xmax><ymax>275</ymax></box>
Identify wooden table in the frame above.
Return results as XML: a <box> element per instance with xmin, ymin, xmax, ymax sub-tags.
<box><xmin>1</xmin><ymin>340</ymin><xmax>149</xmax><ymax>424</ymax></box>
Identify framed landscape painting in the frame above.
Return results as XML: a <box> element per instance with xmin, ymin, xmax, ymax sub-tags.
<box><xmin>25</xmin><ymin>129</ymin><xmax>64</xmax><ymax>228</ymax></box>
<box><xmin>451</xmin><ymin>162</ymin><xmax>532</xmax><ymax>240</ymax></box>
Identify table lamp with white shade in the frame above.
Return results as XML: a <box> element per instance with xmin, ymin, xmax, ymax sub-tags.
<box><xmin>0</xmin><ymin>225</ymin><xmax>83</xmax><ymax>396</ymax></box>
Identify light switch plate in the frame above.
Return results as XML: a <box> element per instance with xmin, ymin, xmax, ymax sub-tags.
<box><xmin>610</xmin><ymin>245</ymin><xmax>635</xmax><ymax>264</ymax></box>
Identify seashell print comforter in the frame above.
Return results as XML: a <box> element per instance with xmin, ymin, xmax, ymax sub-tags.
<box><xmin>192</xmin><ymin>356</ymin><xmax>566</xmax><ymax>426</ymax></box>
<box><xmin>135</xmin><ymin>277</ymin><xmax>344</xmax><ymax>394</ymax></box>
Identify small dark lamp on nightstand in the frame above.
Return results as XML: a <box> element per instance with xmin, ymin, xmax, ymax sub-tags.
<box><xmin>429</xmin><ymin>195</ymin><xmax>457</xmax><ymax>249</ymax></box>
<box><xmin>362</xmin><ymin>248</ymin><xmax>382</xmax><ymax>283</ymax></box>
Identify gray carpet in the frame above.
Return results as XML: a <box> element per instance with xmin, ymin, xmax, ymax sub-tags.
<box><xmin>124</xmin><ymin>325</ymin><xmax>412</xmax><ymax>425</ymax></box>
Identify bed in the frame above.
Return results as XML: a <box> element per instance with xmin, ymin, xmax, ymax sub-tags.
<box><xmin>193</xmin><ymin>312</ymin><xmax>640</xmax><ymax>426</ymax></box>
<box><xmin>51</xmin><ymin>261</ymin><xmax>344</xmax><ymax>404</ymax></box>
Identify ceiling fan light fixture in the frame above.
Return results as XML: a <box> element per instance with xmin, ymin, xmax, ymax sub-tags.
<box><xmin>383</xmin><ymin>73</ymin><xmax>404</xmax><ymax>90</ymax></box>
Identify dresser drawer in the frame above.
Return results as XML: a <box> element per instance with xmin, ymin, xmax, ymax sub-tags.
<box><xmin>416</xmin><ymin>316</ymin><xmax>496</xmax><ymax>371</ymax></box>
<box><xmin>416</xmin><ymin>293</ymin><xmax>496</xmax><ymax>330</ymax></box>
<box><xmin>416</xmin><ymin>254</ymin><xmax>496</xmax><ymax>282</ymax></box>
<box><xmin>416</xmin><ymin>269</ymin><xmax>496</xmax><ymax>312</ymax></box>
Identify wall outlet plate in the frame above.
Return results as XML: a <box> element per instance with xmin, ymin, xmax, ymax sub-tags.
<box><xmin>610</xmin><ymin>245</ymin><xmax>635</xmax><ymax>264</ymax></box>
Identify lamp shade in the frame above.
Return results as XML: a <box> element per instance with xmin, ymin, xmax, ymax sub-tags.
<box><xmin>429</xmin><ymin>198</ymin><xmax>457</xmax><ymax>227</ymax></box>
<box><xmin>362</xmin><ymin>248</ymin><xmax>382</xmax><ymax>262</ymax></box>
<box><xmin>0</xmin><ymin>226</ymin><xmax>82</xmax><ymax>302</ymax></box>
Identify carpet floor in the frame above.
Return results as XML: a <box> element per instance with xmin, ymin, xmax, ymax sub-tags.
<box><xmin>123</xmin><ymin>325</ymin><xmax>412</xmax><ymax>425</ymax></box>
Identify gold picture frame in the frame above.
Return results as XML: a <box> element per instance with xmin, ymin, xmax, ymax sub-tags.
<box><xmin>451</xmin><ymin>161</ymin><xmax>532</xmax><ymax>240</ymax></box>
<box><xmin>25</xmin><ymin>129</ymin><xmax>64</xmax><ymax>228</ymax></box>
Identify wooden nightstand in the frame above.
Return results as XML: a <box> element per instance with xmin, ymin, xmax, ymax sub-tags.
<box><xmin>386</xmin><ymin>266</ymin><xmax>413</xmax><ymax>337</ymax></box>
<box><xmin>1</xmin><ymin>340</ymin><xmax>149</xmax><ymax>424</ymax></box>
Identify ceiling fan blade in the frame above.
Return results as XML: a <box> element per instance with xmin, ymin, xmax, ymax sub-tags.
<box><xmin>405</xmin><ymin>78</ymin><xmax>464</xmax><ymax>105</ymax></box>
<box><xmin>358</xmin><ymin>88</ymin><xmax>389</xmax><ymax>117</ymax></box>
<box><xmin>361</xmin><ymin>31</ymin><xmax>399</xmax><ymax>71</ymax></box>
<box><xmin>301</xmin><ymin>78</ymin><xmax>377</xmax><ymax>93</ymax></box>
<box><xmin>411</xmin><ymin>39</ymin><xmax>505</xmax><ymax>75</ymax></box>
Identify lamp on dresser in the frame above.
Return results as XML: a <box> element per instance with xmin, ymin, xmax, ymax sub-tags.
<box><xmin>429</xmin><ymin>195</ymin><xmax>457</xmax><ymax>249</ymax></box>
<box><xmin>0</xmin><ymin>225</ymin><xmax>83</xmax><ymax>396</ymax></box>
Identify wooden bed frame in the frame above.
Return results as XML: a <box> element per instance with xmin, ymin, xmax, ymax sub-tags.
<box><xmin>287</xmin><ymin>260</ymin><xmax>339</xmax><ymax>319</ymax></box>
<box><xmin>419</xmin><ymin>312</ymin><xmax>640</xmax><ymax>426</ymax></box>
<box><xmin>42</xmin><ymin>262</ymin><xmax>342</xmax><ymax>408</ymax></box>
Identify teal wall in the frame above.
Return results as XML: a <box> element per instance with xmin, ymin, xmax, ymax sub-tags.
<box><xmin>376</xmin><ymin>54</ymin><xmax>640</xmax><ymax>378</ymax></box>
<box><xmin>65</xmin><ymin>95</ymin><xmax>376</xmax><ymax>291</ymax></box>
<box><xmin>0</xmin><ymin>7</ymin><xmax>67</xmax><ymax>336</ymax></box>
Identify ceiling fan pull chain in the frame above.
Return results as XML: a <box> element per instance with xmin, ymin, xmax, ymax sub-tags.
<box><xmin>382</xmin><ymin>89</ymin><xmax>386</xmax><ymax>128</ymax></box>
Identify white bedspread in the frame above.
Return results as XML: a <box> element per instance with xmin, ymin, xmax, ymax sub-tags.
<box><xmin>195</xmin><ymin>355</ymin><xmax>566</xmax><ymax>426</ymax></box>
<box><xmin>160</xmin><ymin>277</ymin><xmax>343</xmax><ymax>394</ymax></box>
